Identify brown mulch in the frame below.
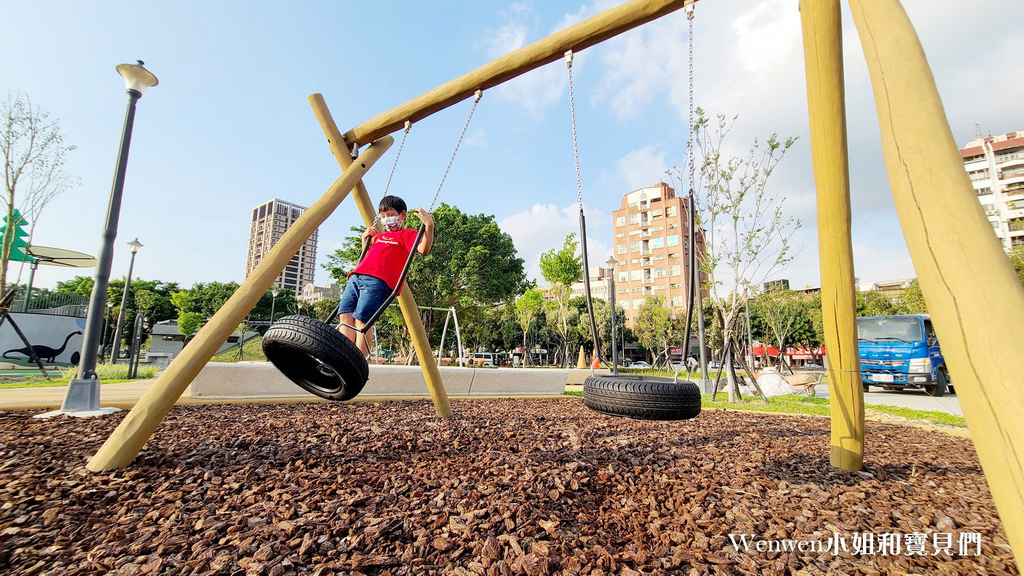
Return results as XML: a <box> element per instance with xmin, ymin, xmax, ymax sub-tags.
<box><xmin>0</xmin><ymin>399</ymin><xmax>1016</xmax><ymax>576</ymax></box>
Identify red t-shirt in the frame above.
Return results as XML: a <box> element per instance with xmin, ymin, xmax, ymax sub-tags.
<box><xmin>350</xmin><ymin>228</ymin><xmax>419</xmax><ymax>289</ymax></box>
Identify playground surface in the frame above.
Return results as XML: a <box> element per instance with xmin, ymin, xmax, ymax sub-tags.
<box><xmin>0</xmin><ymin>399</ymin><xmax>1014</xmax><ymax>575</ymax></box>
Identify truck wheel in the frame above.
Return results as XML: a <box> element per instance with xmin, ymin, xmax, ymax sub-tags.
<box><xmin>925</xmin><ymin>369</ymin><xmax>947</xmax><ymax>398</ymax></box>
<box><xmin>862</xmin><ymin>382</ymin><xmax>871</xmax><ymax>392</ymax></box>
<box><xmin>583</xmin><ymin>375</ymin><xmax>701</xmax><ymax>421</ymax></box>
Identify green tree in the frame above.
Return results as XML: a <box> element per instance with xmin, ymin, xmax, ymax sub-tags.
<box><xmin>896</xmin><ymin>279</ymin><xmax>928</xmax><ymax>315</ymax></box>
<box><xmin>540</xmin><ymin>233</ymin><xmax>583</xmax><ymax>366</ymax></box>
<box><xmin>1010</xmin><ymin>246</ymin><xmax>1024</xmax><ymax>286</ymax></box>
<box><xmin>514</xmin><ymin>287</ymin><xmax>545</xmax><ymax>365</ymax></box>
<box><xmin>671</xmin><ymin>108</ymin><xmax>798</xmax><ymax>400</ymax></box>
<box><xmin>752</xmin><ymin>290</ymin><xmax>812</xmax><ymax>370</ymax></box>
<box><xmin>857</xmin><ymin>290</ymin><xmax>897</xmax><ymax>317</ymax></box>
<box><xmin>134</xmin><ymin>289</ymin><xmax>159</xmax><ymax>326</ymax></box>
<box><xmin>55</xmin><ymin>276</ymin><xmax>94</xmax><ymax>296</ymax></box>
<box><xmin>1</xmin><ymin>93</ymin><xmax>78</xmax><ymax>300</ymax></box>
<box><xmin>634</xmin><ymin>296</ymin><xmax>675</xmax><ymax>366</ymax></box>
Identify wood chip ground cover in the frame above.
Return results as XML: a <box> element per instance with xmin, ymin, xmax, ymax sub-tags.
<box><xmin>0</xmin><ymin>399</ymin><xmax>1016</xmax><ymax>575</ymax></box>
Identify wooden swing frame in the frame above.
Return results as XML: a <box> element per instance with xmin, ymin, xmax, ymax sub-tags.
<box><xmin>85</xmin><ymin>1</ymin><xmax>1024</xmax><ymax>566</ymax></box>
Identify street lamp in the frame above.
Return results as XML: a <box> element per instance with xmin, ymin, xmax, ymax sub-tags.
<box><xmin>100</xmin><ymin>301</ymin><xmax>113</xmax><ymax>362</ymax></box>
<box><xmin>111</xmin><ymin>238</ymin><xmax>143</xmax><ymax>363</ymax></box>
<box><xmin>606</xmin><ymin>257</ymin><xmax>618</xmax><ymax>375</ymax></box>
<box><xmin>61</xmin><ymin>61</ymin><xmax>157</xmax><ymax>414</ymax></box>
<box><xmin>741</xmin><ymin>279</ymin><xmax>754</xmax><ymax>371</ymax></box>
<box><xmin>270</xmin><ymin>287</ymin><xmax>280</xmax><ymax>324</ymax></box>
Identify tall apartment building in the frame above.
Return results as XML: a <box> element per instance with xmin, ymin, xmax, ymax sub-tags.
<box><xmin>245</xmin><ymin>199</ymin><xmax>318</xmax><ymax>295</ymax></box>
<box><xmin>960</xmin><ymin>130</ymin><xmax>1024</xmax><ymax>249</ymax></box>
<box><xmin>611</xmin><ymin>182</ymin><xmax>707</xmax><ymax>328</ymax></box>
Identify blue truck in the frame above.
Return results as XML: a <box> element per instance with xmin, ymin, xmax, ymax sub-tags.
<box><xmin>856</xmin><ymin>314</ymin><xmax>953</xmax><ymax>397</ymax></box>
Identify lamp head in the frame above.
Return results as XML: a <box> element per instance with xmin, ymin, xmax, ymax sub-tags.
<box><xmin>116</xmin><ymin>60</ymin><xmax>159</xmax><ymax>95</ymax></box>
<box><xmin>271</xmin><ymin>288</ymin><xmax>280</xmax><ymax>297</ymax></box>
<box><xmin>605</xmin><ymin>257</ymin><xmax>616</xmax><ymax>268</ymax></box>
<box><xmin>127</xmin><ymin>238</ymin><xmax>143</xmax><ymax>253</ymax></box>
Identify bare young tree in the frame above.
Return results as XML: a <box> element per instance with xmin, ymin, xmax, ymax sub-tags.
<box><xmin>1</xmin><ymin>92</ymin><xmax>78</xmax><ymax>298</ymax></box>
<box><xmin>674</xmin><ymin>108</ymin><xmax>799</xmax><ymax>401</ymax></box>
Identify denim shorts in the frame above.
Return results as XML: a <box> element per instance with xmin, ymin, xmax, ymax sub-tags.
<box><xmin>337</xmin><ymin>274</ymin><xmax>391</xmax><ymax>323</ymax></box>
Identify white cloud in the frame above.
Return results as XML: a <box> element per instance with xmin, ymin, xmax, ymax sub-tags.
<box><xmin>500</xmin><ymin>202</ymin><xmax>610</xmax><ymax>284</ymax></box>
<box><xmin>464</xmin><ymin>127</ymin><xmax>488</xmax><ymax>149</ymax></box>
<box><xmin>616</xmin><ymin>146</ymin><xmax>669</xmax><ymax>190</ymax></box>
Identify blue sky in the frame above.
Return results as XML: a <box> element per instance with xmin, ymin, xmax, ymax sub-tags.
<box><xmin>3</xmin><ymin>0</ymin><xmax>1022</xmax><ymax>295</ymax></box>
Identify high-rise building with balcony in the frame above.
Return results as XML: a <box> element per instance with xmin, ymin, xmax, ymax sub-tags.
<box><xmin>611</xmin><ymin>182</ymin><xmax>708</xmax><ymax>328</ymax></box>
<box><xmin>245</xmin><ymin>198</ymin><xmax>317</xmax><ymax>295</ymax></box>
<box><xmin>960</xmin><ymin>130</ymin><xmax>1024</xmax><ymax>249</ymax></box>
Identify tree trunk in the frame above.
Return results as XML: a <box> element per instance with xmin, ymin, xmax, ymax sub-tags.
<box><xmin>731</xmin><ymin>337</ymin><xmax>770</xmax><ymax>403</ymax></box>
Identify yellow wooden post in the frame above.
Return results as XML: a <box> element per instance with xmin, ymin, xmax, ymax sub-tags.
<box><xmin>308</xmin><ymin>94</ymin><xmax>452</xmax><ymax>418</ymax></box>
<box><xmin>799</xmin><ymin>0</ymin><xmax>863</xmax><ymax>470</ymax></box>
<box><xmin>86</xmin><ymin>137</ymin><xmax>393</xmax><ymax>472</ymax></box>
<box><xmin>849</xmin><ymin>0</ymin><xmax>1024</xmax><ymax>565</ymax></box>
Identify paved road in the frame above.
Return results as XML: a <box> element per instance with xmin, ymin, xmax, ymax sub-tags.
<box><xmin>812</xmin><ymin>381</ymin><xmax>963</xmax><ymax>416</ymax></box>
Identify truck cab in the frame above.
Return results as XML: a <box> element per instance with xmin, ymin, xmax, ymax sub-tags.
<box><xmin>857</xmin><ymin>314</ymin><xmax>952</xmax><ymax>397</ymax></box>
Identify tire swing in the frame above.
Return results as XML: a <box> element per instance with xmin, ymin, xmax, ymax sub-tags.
<box><xmin>263</xmin><ymin>93</ymin><xmax>483</xmax><ymax>401</ymax></box>
<box><xmin>570</xmin><ymin>6</ymin><xmax>702</xmax><ymax>421</ymax></box>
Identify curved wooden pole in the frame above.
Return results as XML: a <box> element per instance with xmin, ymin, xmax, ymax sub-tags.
<box><xmin>86</xmin><ymin>136</ymin><xmax>394</xmax><ymax>471</ymax></box>
<box><xmin>342</xmin><ymin>0</ymin><xmax>696</xmax><ymax>147</ymax></box>
<box><xmin>849</xmin><ymin>0</ymin><xmax>1024</xmax><ymax>566</ymax></box>
<box><xmin>309</xmin><ymin>94</ymin><xmax>452</xmax><ymax>418</ymax></box>
<box><xmin>799</xmin><ymin>0</ymin><xmax>863</xmax><ymax>470</ymax></box>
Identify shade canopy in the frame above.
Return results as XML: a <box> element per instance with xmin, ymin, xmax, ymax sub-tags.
<box><xmin>23</xmin><ymin>245</ymin><xmax>98</xmax><ymax>268</ymax></box>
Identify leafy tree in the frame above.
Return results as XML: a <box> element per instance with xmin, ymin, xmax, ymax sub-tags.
<box><xmin>633</xmin><ymin>296</ymin><xmax>686</xmax><ymax>366</ymax></box>
<box><xmin>1</xmin><ymin>92</ymin><xmax>78</xmax><ymax>300</ymax></box>
<box><xmin>134</xmin><ymin>289</ymin><xmax>159</xmax><ymax>326</ymax></box>
<box><xmin>55</xmin><ymin>276</ymin><xmax>94</xmax><ymax>296</ymax></box>
<box><xmin>514</xmin><ymin>287</ymin><xmax>545</xmax><ymax>365</ymax></box>
<box><xmin>752</xmin><ymin>290</ymin><xmax>813</xmax><ymax>371</ymax></box>
<box><xmin>857</xmin><ymin>290</ymin><xmax>897</xmax><ymax>317</ymax></box>
<box><xmin>672</xmin><ymin>108</ymin><xmax>798</xmax><ymax>400</ymax></box>
<box><xmin>1010</xmin><ymin>246</ymin><xmax>1024</xmax><ymax>286</ymax></box>
<box><xmin>895</xmin><ymin>279</ymin><xmax>928</xmax><ymax>315</ymax></box>
<box><xmin>177</xmin><ymin>312</ymin><xmax>202</xmax><ymax>343</ymax></box>
<box><xmin>540</xmin><ymin>233</ymin><xmax>583</xmax><ymax>366</ymax></box>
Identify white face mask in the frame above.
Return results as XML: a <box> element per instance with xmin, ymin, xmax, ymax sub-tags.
<box><xmin>381</xmin><ymin>215</ymin><xmax>403</xmax><ymax>232</ymax></box>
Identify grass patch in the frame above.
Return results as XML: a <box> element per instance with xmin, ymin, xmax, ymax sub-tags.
<box><xmin>3</xmin><ymin>363</ymin><xmax>160</xmax><ymax>388</ymax></box>
<box><xmin>866</xmin><ymin>404</ymin><xmax>967</xmax><ymax>428</ymax></box>
<box><xmin>564</xmin><ymin>389</ymin><xmax>966</xmax><ymax>428</ymax></box>
<box><xmin>212</xmin><ymin>336</ymin><xmax>267</xmax><ymax>363</ymax></box>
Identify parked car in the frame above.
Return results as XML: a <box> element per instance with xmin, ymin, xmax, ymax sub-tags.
<box><xmin>630</xmin><ymin>361</ymin><xmax>652</xmax><ymax>369</ymax></box>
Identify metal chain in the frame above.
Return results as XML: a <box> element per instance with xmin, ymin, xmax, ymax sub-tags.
<box><xmin>687</xmin><ymin>3</ymin><xmax>696</xmax><ymax>194</ymax></box>
<box><xmin>565</xmin><ymin>51</ymin><xmax>585</xmax><ymax>209</ymax></box>
<box><xmin>429</xmin><ymin>90</ymin><xmax>482</xmax><ymax>212</ymax></box>
<box><xmin>372</xmin><ymin>120</ymin><xmax>413</xmax><ymax>228</ymax></box>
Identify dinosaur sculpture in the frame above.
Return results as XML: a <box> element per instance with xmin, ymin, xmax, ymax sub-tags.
<box><xmin>3</xmin><ymin>331</ymin><xmax>83</xmax><ymax>364</ymax></box>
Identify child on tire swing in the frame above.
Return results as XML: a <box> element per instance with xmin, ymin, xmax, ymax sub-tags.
<box><xmin>337</xmin><ymin>195</ymin><xmax>434</xmax><ymax>357</ymax></box>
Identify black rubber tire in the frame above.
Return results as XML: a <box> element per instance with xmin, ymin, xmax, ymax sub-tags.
<box><xmin>583</xmin><ymin>375</ymin><xmax>701</xmax><ymax>421</ymax></box>
<box><xmin>925</xmin><ymin>369</ymin><xmax>947</xmax><ymax>398</ymax></box>
<box><xmin>262</xmin><ymin>315</ymin><xmax>368</xmax><ymax>401</ymax></box>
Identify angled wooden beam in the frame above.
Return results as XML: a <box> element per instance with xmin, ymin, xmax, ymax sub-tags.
<box><xmin>310</xmin><ymin>93</ymin><xmax>452</xmax><ymax>418</ymax></box>
<box><xmin>849</xmin><ymin>0</ymin><xmax>1024</xmax><ymax>566</ymax></box>
<box><xmin>342</xmin><ymin>0</ymin><xmax>697</xmax><ymax>147</ymax></box>
<box><xmin>86</xmin><ymin>136</ymin><xmax>394</xmax><ymax>471</ymax></box>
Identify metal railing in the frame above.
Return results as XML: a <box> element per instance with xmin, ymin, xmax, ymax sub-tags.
<box><xmin>9</xmin><ymin>290</ymin><xmax>89</xmax><ymax>317</ymax></box>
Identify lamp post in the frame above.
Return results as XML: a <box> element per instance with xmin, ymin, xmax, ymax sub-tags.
<box><xmin>111</xmin><ymin>238</ymin><xmax>143</xmax><ymax>363</ymax></box>
<box><xmin>606</xmin><ymin>257</ymin><xmax>618</xmax><ymax>375</ymax></box>
<box><xmin>100</xmin><ymin>302</ymin><xmax>113</xmax><ymax>362</ymax></box>
<box><xmin>741</xmin><ymin>279</ymin><xmax>754</xmax><ymax>371</ymax></box>
<box><xmin>270</xmin><ymin>287</ymin><xmax>280</xmax><ymax>324</ymax></box>
<box><xmin>61</xmin><ymin>61</ymin><xmax>157</xmax><ymax>414</ymax></box>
